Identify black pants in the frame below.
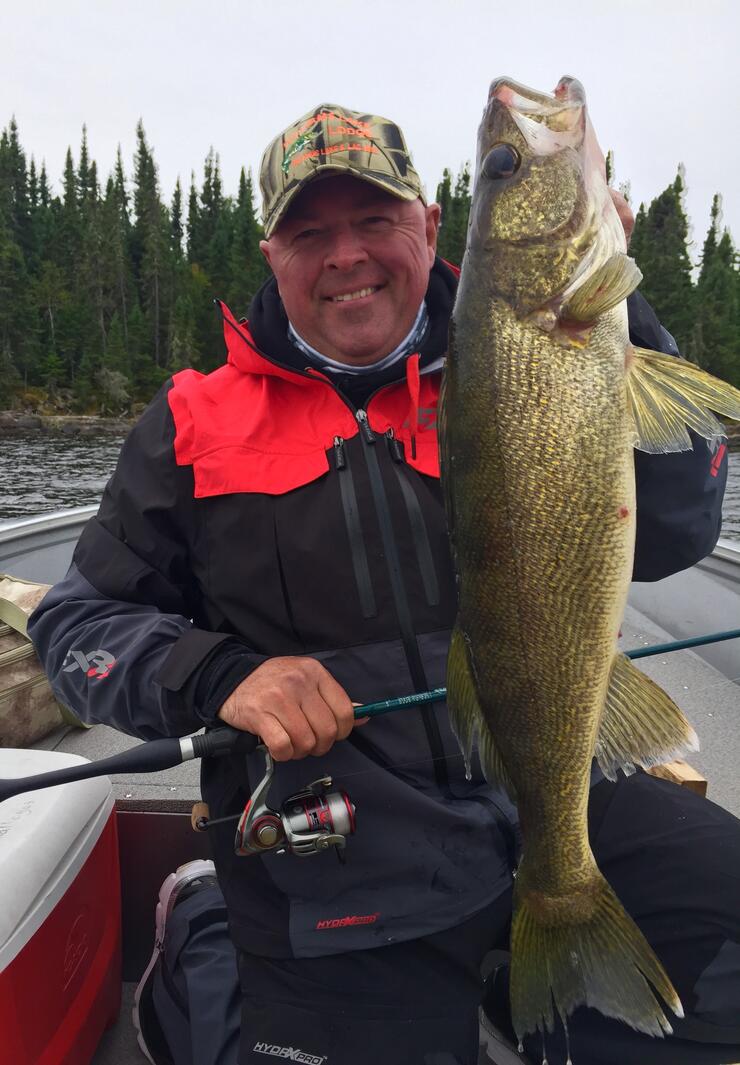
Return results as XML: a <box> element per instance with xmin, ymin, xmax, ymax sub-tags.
<box><xmin>155</xmin><ymin>772</ymin><xmax>740</xmax><ymax>1065</ymax></box>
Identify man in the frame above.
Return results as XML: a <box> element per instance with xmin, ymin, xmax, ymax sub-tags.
<box><xmin>30</xmin><ymin>105</ymin><xmax>740</xmax><ymax>1065</ymax></box>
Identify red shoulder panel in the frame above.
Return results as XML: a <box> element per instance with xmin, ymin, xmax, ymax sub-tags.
<box><xmin>369</xmin><ymin>371</ymin><xmax>441</xmax><ymax>478</ymax></box>
<box><xmin>168</xmin><ymin>362</ymin><xmax>357</xmax><ymax>498</ymax></box>
<box><xmin>167</xmin><ymin>306</ymin><xmax>443</xmax><ymax>496</ymax></box>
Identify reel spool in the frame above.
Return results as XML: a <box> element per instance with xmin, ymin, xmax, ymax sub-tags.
<box><xmin>194</xmin><ymin>744</ymin><xmax>355</xmax><ymax>858</ymax></box>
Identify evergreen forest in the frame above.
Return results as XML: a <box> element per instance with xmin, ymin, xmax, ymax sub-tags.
<box><xmin>1</xmin><ymin>118</ymin><xmax>738</xmax><ymax>415</ymax></box>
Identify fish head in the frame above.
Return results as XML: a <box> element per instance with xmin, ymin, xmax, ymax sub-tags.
<box><xmin>469</xmin><ymin>76</ymin><xmax>626</xmax><ymax>319</ymax></box>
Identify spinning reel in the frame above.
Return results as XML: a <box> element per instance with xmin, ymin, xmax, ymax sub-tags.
<box><xmin>193</xmin><ymin>744</ymin><xmax>356</xmax><ymax>859</ymax></box>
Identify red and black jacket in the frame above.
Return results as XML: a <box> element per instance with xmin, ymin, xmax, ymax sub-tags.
<box><xmin>29</xmin><ymin>259</ymin><xmax>727</xmax><ymax>958</ymax></box>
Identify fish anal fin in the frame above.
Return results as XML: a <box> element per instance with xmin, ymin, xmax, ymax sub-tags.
<box><xmin>595</xmin><ymin>653</ymin><xmax>699</xmax><ymax>780</ymax></box>
<box><xmin>627</xmin><ymin>346</ymin><xmax>740</xmax><ymax>454</ymax></box>
<box><xmin>510</xmin><ymin>863</ymin><xmax>682</xmax><ymax>1041</ymax></box>
<box><xmin>447</xmin><ymin>623</ymin><xmax>515</xmax><ymax>798</ymax></box>
<box><xmin>563</xmin><ymin>252</ymin><xmax>642</xmax><ymax>321</ymax></box>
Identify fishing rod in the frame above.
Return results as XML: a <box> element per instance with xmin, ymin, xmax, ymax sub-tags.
<box><xmin>0</xmin><ymin>624</ymin><xmax>737</xmax><ymax>821</ymax></box>
<box><xmin>625</xmin><ymin>627</ymin><xmax>740</xmax><ymax>660</ymax></box>
<box><xmin>358</xmin><ymin>626</ymin><xmax>740</xmax><ymax>718</ymax></box>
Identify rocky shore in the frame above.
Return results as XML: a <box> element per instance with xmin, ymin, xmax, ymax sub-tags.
<box><xmin>0</xmin><ymin>411</ymin><xmax>132</xmax><ymax>436</ymax></box>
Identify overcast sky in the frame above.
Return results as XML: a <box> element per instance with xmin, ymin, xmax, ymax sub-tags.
<box><xmin>4</xmin><ymin>0</ymin><xmax>739</xmax><ymax>258</ymax></box>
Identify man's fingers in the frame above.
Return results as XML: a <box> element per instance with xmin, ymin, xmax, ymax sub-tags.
<box><xmin>300</xmin><ymin>690</ymin><xmax>340</xmax><ymax>756</ymax></box>
<box><xmin>271</xmin><ymin>697</ymin><xmax>321</xmax><ymax>758</ymax></box>
<box><xmin>317</xmin><ymin>670</ymin><xmax>356</xmax><ymax>740</ymax></box>
<box><xmin>257</xmin><ymin>714</ymin><xmax>295</xmax><ymax>762</ymax></box>
<box><xmin>216</xmin><ymin>657</ymin><xmax>357</xmax><ymax>760</ymax></box>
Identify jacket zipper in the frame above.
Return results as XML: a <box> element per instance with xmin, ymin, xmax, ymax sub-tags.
<box><xmin>219</xmin><ymin>323</ymin><xmax>450</xmax><ymax>787</ymax></box>
<box><xmin>356</xmin><ymin>409</ymin><xmax>451</xmax><ymax>796</ymax></box>
<box><xmin>333</xmin><ymin>436</ymin><xmax>377</xmax><ymax>619</ymax></box>
<box><xmin>385</xmin><ymin>429</ymin><xmax>440</xmax><ymax>608</ymax></box>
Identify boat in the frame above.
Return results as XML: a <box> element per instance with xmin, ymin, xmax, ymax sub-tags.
<box><xmin>1</xmin><ymin>509</ymin><xmax>739</xmax><ymax>1065</ymax></box>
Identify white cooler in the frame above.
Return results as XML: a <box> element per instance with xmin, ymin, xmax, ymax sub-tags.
<box><xmin>0</xmin><ymin>748</ymin><xmax>121</xmax><ymax>1064</ymax></box>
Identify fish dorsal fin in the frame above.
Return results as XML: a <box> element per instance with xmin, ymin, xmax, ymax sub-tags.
<box><xmin>447</xmin><ymin>623</ymin><xmax>516</xmax><ymax>798</ymax></box>
<box><xmin>627</xmin><ymin>346</ymin><xmax>740</xmax><ymax>453</ymax></box>
<box><xmin>562</xmin><ymin>252</ymin><xmax>642</xmax><ymax>322</ymax></box>
<box><xmin>594</xmin><ymin>653</ymin><xmax>698</xmax><ymax>780</ymax></box>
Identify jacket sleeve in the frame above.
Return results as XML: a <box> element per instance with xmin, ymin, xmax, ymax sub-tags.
<box><xmin>629</xmin><ymin>291</ymin><xmax>728</xmax><ymax>582</ymax></box>
<box><xmin>28</xmin><ymin>383</ymin><xmax>265</xmax><ymax>740</ymax></box>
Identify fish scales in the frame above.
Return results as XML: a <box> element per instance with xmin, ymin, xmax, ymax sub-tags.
<box><xmin>440</xmin><ymin>74</ymin><xmax>740</xmax><ymax>1046</ymax></box>
<box><xmin>448</xmin><ymin>294</ymin><xmax>632</xmax><ymax>880</ymax></box>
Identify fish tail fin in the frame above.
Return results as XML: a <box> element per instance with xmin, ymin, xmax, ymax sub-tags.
<box><xmin>510</xmin><ymin>862</ymin><xmax>682</xmax><ymax>1042</ymax></box>
<box><xmin>595</xmin><ymin>653</ymin><xmax>699</xmax><ymax>780</ymax></box>
<box><xmin>627</xmin><ymin>346</ymin><xmax>740</xmax><ymax>453</ymax></box>
<box><xmin>447</xmin><ymin>621</ymin><xmax>515</xmax><ymax>797</ymax></box>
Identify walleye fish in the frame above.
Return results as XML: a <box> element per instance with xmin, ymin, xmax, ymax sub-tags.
<box><xmin>439</xmin><ymin>76</ymin><xmax>740</xmax><ymax>1046</ymax></box>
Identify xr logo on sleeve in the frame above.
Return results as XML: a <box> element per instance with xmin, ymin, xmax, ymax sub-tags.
<box><xmin>62</xmin><ymin>648</ymin><xmax>117</xmax><ymax>680</ymax></box>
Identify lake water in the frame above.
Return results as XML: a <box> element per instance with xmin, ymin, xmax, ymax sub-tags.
<box><xmin>0</xmin><ymin>432</ymin><xmax>126</xmax><ymax>521</ymax></box>
<box><xmin>1</xmin><ymin>431</ymin><xmax>739</xmax><ymax>542</ymax></box>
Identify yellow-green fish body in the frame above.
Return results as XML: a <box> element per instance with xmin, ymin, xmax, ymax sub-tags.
<box><xmin>440</xmin><ymin>75</ymin><xmax>740</xmax><ymax>1043</ymax></box>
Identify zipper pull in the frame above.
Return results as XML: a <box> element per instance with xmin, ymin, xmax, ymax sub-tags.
<box><xmin>356</xmin><ymin>409</ymin><xmax>376</xmax><ymax>444</ymax></box>
<box><xmin>385</xmin><ymin>427</ymin><xmax>404</xmax><ymax>463</ymax></box>
<box><xmin>333</xmin><ymin>435</ymin><xmax>347</xmax><ymax>470</ymax></box>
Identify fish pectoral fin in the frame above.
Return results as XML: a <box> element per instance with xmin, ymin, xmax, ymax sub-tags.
<box><xmin>447</xmin><ymin>623</ymin><xmax>516</xmax><ymax>798</ymax></box>
<box><xmin>510</xmin><ymin>863</ymin><xmax>682</xmax><ymax>1042</ymax></box>
<box><xmin>595</xmin><ymin>652</ymin><xmax>699</xmax><ymax>780</ymax></box>
<box><xmin>626</xmin><ymin>346</ymin><xmax>740</xmax><ymax>453</ymax></box>
<box><xmin>562</xmin><ymin>252</ymin><xmax>642</xmax><ymax>321</ymax></box>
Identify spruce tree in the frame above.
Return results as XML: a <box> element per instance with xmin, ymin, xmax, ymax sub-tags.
<box><xmin>435</xmin><ymin>163</ymin><xmax>471</xmax><ymax>266</ymax></box>
<box><xmin>171</xmin><ymin>178</ymin><xmax>184</xmax><ymax>258</ymax></box>
<box><xmin>38</xmin><ymin>162</ymin><xmax>50</xmax><ymax>209</ymax></box>
<box><xmin>187</xmin><ymin>172</ymin><xmax>203</xmax><ymax>264</ymax></box>
<box><xmin>605</xmin><ymin>150</ymin><xmax>614</xmax><ymax>185</ymax></box>
<box><xmin>228</xmin><ymin>167</ymin><xmax>267</xmax><ymax>313</ymax></box>
<box><xmin>110</xmin><ymin>148</ymin><xmax>133</xmax><ymax>356</ymax></box>
<box><xmin>78</xmin><ymin>126</ymin><xmax>93</xmax><ymax>204</ymax></box>
<box><xmin>629</xmin><ymin>167</ymin><xmax>695</xmax><ymax>352</ymax></box>
<box><xmin>690</xmin><ymin>197</ymin><xmax>739</xmax><ymax>384</ymax></box>
<box><xmin>132</xmin><ymin>122</ymin><xmax>172</xmax><ymax>371</ymax></box>
<box><xmin>0</xmin><ymin>219</ymin><xmax>35</xmax><ymax>392</ymax></box>
<box><xmin>435</xmin><ymin>169</ymin><xmax>453</xmax><ymax>257</ymax></box>
<box><xmin>6</xmin><ymin>119</ymin><xmax>32</xmax><ymax>259</ymax></box>
<box><xmin>629</xmin><ymin>203</ymin><xmax>648</xmax><ymax>268</ymax></box>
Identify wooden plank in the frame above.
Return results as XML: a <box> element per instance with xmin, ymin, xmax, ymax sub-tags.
<box><xmin>646</xmin><ymin>760</ymin><xmax>707</xmax><ymax>798</ymax></box>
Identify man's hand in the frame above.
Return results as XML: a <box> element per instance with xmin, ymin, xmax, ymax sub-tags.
<box><xmin>609</xmin><ymin>187</ymin><xmax>635</xmax><ymax>246</ymax></box>
<box><xmin>217</xmin><ymin>657</ymin><xmax>365</xmax><ymax>761</ymax></box>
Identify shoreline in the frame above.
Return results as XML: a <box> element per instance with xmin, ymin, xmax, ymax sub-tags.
<box><xmin>0</xmin><ymin>411</ymin><xmax>132</xmax><ymax>436</ymax></box>
<box><xmin>1</xmin><ymin>409</ymin><xmax>738</xmax><ymax>446</ymax></box>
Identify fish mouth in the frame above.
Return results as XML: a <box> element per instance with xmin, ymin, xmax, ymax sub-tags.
<box><xmin>488</xmin><ymin>75</ymin><xmax>585</xmax><ymax>113</ymax></box>
<box><xmin>484</xmin><ymin>75</ymin><xmax>587</xmax><ymax>158</ymax></box>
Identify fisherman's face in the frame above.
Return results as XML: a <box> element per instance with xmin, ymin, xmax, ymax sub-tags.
<box><xmin>261</xmin><ymin>176</ymin><xmax>440</xmax><ymax>366</ymax></box>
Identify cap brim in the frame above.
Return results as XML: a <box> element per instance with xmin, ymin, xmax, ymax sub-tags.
<box><xmin>264</xmin><ymin>165</ymin><xmax>424</xmax><ymax>238</ymax></box>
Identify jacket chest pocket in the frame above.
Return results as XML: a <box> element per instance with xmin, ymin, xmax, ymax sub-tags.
<box><xmin>271</xmin><ymin>457</ymin><xmax>392</xmax><ymax>647</ymax></box>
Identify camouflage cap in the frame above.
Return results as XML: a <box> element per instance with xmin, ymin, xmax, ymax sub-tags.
<box><xmin>260</xmin><ymin>103</ymin><xmax>425</xmax><ymax>238</ymax></box>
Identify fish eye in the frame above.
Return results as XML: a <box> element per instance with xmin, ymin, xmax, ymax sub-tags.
<box><xmin>482</xmin><ymin>143</ymin><xmax>521</xmax><ymax>180</ymax></box>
